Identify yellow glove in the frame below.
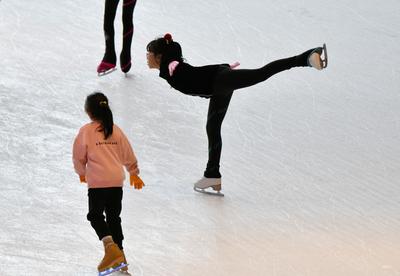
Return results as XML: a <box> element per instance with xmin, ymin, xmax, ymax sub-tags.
<box><xmin>130</xmin><ymin>175</ymin><xmax>144</xmax><ymax>189</ymax></box>
<box><xmin>79</xmin><ymin>175</ymin><xmax>86</xmax><ymax>183</ymax></box>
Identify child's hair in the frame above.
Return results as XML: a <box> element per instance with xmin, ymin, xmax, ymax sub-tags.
<box><xmin>146</xmin><ymin>33</ymin><xmax>183</xmax><ymax>64</ymax></box>
<box><xmin>85</xmin><ymin>92</ymin><xmax>114</xmax><ymax>139</ymax></box>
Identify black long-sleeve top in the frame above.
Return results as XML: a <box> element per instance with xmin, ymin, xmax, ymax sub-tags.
<box><xmin>159</xmin><ymin>61</ymin><xmax>227</xmax><ymax>98</ymax></box>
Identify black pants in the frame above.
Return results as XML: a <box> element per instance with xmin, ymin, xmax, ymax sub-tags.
<box><xmin>87</xmin><ymin>187</ymin><xmax>124</xmax><ymax>250</ymax></box>
<box><xmin>102</xmin><ymin>0</ymin><xmax>137</xmax><ymax>64</ymax></box>
<box><xmin>204</xmin><ymin>49</ymin><xmax>314</xmax><ymax>178</ymax></box>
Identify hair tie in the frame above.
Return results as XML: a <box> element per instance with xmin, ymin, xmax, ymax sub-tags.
<box><xmin>99</xmin><ymin>101</ymin><xmax>107</xmax><ymax>106</ymax></box>
<box><xmin>164</xmin><ymin>33</ymin><xmax>173</xmax><ymax>44</ymax></box>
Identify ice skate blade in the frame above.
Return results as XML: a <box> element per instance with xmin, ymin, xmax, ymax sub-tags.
<box><xmin>99</xmin><ymin>262</ymin><xmax>128</xmax><ymax>276</ymax></box>
<box><xmin>194</xmin><ymin>187</ymin><xmax>224</xmax><ymax>197</ymax></box>
<box><xmin>98</xmin><ymin>67</ymin><xmax>117</xmax><ymax>77</ymax></box>
<box><xmin>322</xmin><ymin>43</ymin><xmax>328</xmax><ymax>68</ymax></box>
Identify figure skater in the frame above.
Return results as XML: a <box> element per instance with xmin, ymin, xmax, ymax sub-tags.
<box><xmin>146</xmin><ymin>33</ymin><xmax>327</xmax><ymax>195</ymax></box>
<box><xmin>73</xmin><ymin>92</ymin><xmax>144</xmax><ymax>274</ymax></box>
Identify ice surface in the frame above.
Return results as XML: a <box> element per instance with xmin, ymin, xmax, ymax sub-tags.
<box><xmin>0</xmin><ymin>0</ymin><xmax>399</xmax><ymax>275</ymax></box>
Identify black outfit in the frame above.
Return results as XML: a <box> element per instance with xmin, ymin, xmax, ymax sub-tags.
<box><xmin>87</xmin><ymin>187</ymin><xmax>124</xmax><ymax>250</ymax></box>
<box><xmin>102</xmin><ymin>0</ymin><xmax>137</xmax><ymax>70</ymax></box>
<box><xmin>159</xmin><ymin>49</ymin><xmax>315</xmax><ymax>178</ymax></box>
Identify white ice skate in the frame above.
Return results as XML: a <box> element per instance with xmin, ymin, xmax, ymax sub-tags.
<box><xmin>193</xmin><ymin>177</ymin><xmax>224</xmax><ymax>196</ymax></box>
<box><xmin>308</xmin><ymin>43</ymin><xmax>328</xmax><ymax>70</ymax></box>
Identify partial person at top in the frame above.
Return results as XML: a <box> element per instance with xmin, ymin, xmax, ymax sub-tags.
<box><xmin>97</xmin><ymin>0</ymin><xmax>137</xmax><ymax>76</ymax></box>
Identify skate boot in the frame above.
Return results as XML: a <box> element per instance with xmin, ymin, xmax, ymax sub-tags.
<box><xmin>119</xmin><ymin>250</ymin><xmax>129</xmax><ymax>273</ymax></box>
<box><xmin>194</xmin><ymin>177</ymin><xmax>224</xmax><ymax>196</ymax></box>
<box><xmin>120</xmin><ymin>52</ymin><xmax>132</xmax><ymax>74</ymax></box>
<box><xmin>98</xmin><ymin>242</ymin><xmax>126</xmax><ymax>275</ymax></box>
<box><xmin>97</xmin><ymin>61</ymin><xmax>117</xmax><ymax>76</ymax></box>
<box><xmin>307</xmin><ymin>43</ymin><xmax>328</xmax><ymax>70</ymax></box>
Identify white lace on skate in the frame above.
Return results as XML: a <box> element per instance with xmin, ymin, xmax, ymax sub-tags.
<box><xmin>193</xmin><ymin>177</ymin><xmax>224</xmax><ymax>196</ymax></box>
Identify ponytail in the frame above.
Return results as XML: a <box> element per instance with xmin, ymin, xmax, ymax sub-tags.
<box><xmin>85</xmin><ymin>92</ymin><xmax>114</xmax><ymax>139</ymax></box>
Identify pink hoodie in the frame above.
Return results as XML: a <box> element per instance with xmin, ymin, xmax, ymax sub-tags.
<box><xmin>73</xmin><ymin>122</ymin><xmax>139</xmax><ymax>188</ymax></box>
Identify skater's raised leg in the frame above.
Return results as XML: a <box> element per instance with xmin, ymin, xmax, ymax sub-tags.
<box><xmin>97</xmin><ymin>0</ymin><xmax>120</xmax><ymax>74</ymax></box>
<box><xmin>120</xmin><ymin>0</ymin><xmax>136</xmax><ymax>73</ymax></box>
<box><xmin>213</xmin><ymin>47</ymin><xmax>325</xmax><ymax>92</ymax></box>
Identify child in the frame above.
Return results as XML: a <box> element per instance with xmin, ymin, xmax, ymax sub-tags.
<box><xmin>97</xmin><ymin>0</ymin><xmax>137</xmax><ymax>75</ymax></box>
<box><xmin>73</xmin><ymin>92</ymin><xmax>144</xmax><ymax>274</ymax></box>
<box><xmin>146</xmin><ymin>33</ymin><xmax>327</xmax><ymax>195</ymax></box>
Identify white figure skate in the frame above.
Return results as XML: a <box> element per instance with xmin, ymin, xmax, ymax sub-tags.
<box><xmin>308</xmin><ymin>43</ymin><xmax>328</xmax><ymax>70</ymax></box>
<box><xmin>194</xmin><ymin>177</ymin><xmax>224</xmax><ymax>196</ymax></box>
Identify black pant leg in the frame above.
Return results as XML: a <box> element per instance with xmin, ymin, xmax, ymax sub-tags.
<box><xmin>102</xmin><ymin>0</ymin><xmax>120</xmax><ymax>63</ymax></box>
<box><xmin>204</xmin><ymin>93</ymin><xmax>233</xmax><ymax>178</ymax></box>
<box><xmin>120</xmin><ymin>0</ymin><xmax>136</xmax><ymax>69</ymax></box>
<box><xmin>87</xmin><ymin>189</ymin><xmax>111</xmax><ymax>241</ymax></box>
<box><xmin>105</xmin><ymin>188</ymin><xmax>124</xmax><ymax>250</ymax></box>
<box><xmin>213</xmin><ymin>49</ymin><xmax>314</xmax><ymax>92</ymax></box>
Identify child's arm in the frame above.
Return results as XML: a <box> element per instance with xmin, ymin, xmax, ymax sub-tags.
<box><xmin>72</xmin><ymin>129</ymin><xmax>87</xmax><ymax>181</ymax></box>
<box><xmin>120</xmin><ymin>131</ymin><xmax>144</xmax><ymax>189</ymax></box>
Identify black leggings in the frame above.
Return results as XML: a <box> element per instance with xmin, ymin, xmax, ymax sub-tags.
<box><xmin>204</xmin><ymin>49</ymin><xmax>314</xmax><ymax>178</ymax></box>
<box><xmin>102</xmin><ymin>0</ymin><xmax>137</xmax><ymax>65</ymax></box>
<box><xmin>87</xmin><ymin>187</ymin><xmax>124</xmax><ymax>250</ymax></box>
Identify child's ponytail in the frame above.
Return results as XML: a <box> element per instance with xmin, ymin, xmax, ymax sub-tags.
<box><xmin>85</xmin><ymin>92</ymin><xmax>114</xmax><ymax>139</ymax></box>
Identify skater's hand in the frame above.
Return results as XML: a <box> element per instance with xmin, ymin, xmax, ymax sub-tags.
<box><xmin>79</xmin><ymin>175</ymin><xmax>86</xmax><ymax>183</ymax></box>
<box><xmin>130</xmin><ymin>175</ymin><xmax>144</xmax><ymax>189</ymax></box>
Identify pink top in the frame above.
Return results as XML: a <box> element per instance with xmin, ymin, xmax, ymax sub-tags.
<box><xmin>73</xmin><ymin>122</ymin><xmax>139</xmax><ymax>188</ymax></box>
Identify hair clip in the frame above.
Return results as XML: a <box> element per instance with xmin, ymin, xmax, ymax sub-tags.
<box><xmin>99</xmin><ymin>101</ymin><xmax>107</xmax><ymax>106</ymax></box>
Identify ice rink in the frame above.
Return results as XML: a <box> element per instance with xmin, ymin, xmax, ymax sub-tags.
<box><xmin>1</xmin><ymin>0</ymin><xmax>399</xmax><ymax>275</ymax></box>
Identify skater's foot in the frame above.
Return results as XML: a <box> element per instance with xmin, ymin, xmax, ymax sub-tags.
<box><xmin>97</xmin><ymin>61</ymin><xmax>116</xmax><ymax>76</ymax></box>
<box><xmin>97</xmin><ymin>50</ymin><xmax>117</xmax><ymax>75</ymax></box>
<box><xmin>120</xmin><ymin>51</ymin><xmax>132</xmax><ymax>73</ymax></box>
<box><xmin>194</xmin><ymin>177</ymin><xmax>221</xmax><ymax>190</ymax></box>
<box><xmin>194</xmin><ymin>177</ymin><xmax>223</xmax><ymax>196</ymax></box>
<box><xmin>98</xmin><ymin>241</ymin><xmax>125</xmax><ymax>273</ymax></box>
<box><xmin>308</xmin><ymin>43</ymin><xmax>328</xmax><ymax>70</ymax></box>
